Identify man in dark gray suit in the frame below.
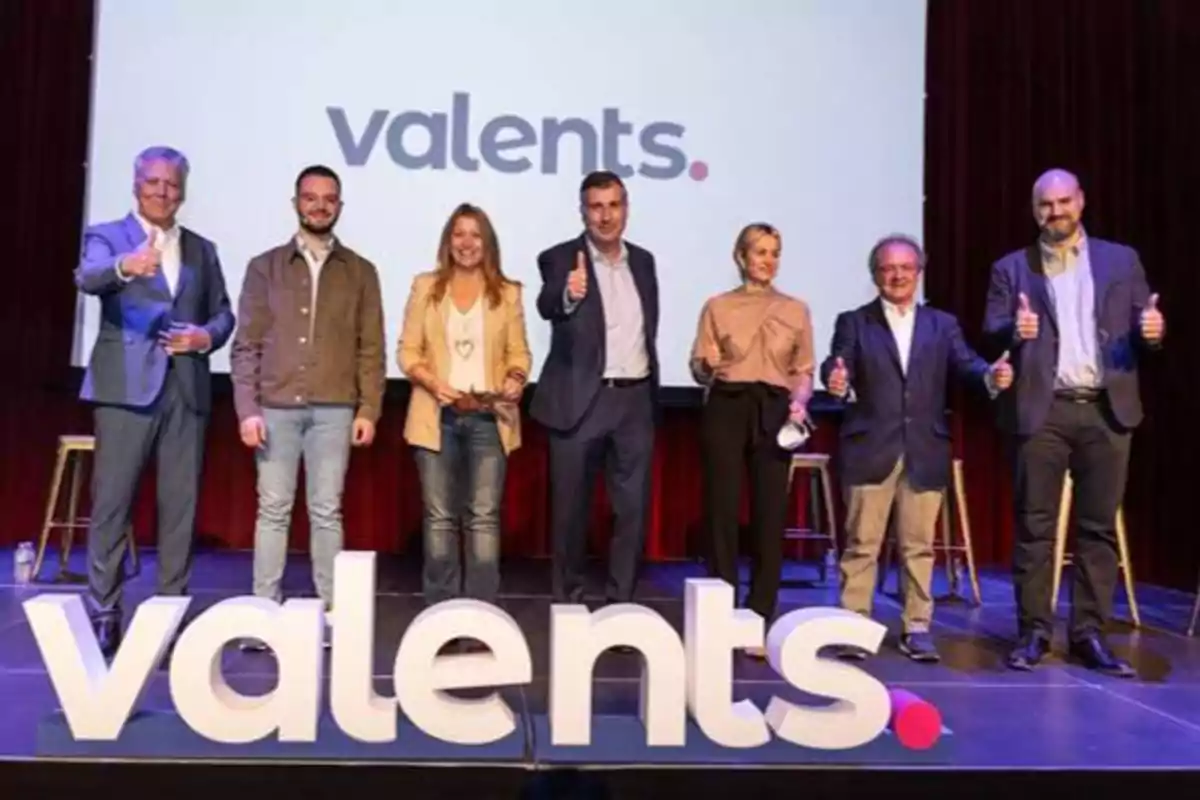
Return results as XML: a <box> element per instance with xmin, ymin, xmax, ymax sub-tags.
<box><xmin>530</xmin><ymin>171</ymin><xmax>660</xmax><ymax>609</ymax></box>
<box><xmin>984</xmin><ymin>168</ymin><xmax>1164</xmax><ymax>676</ymax></box>
<box><xmin>75</xmin><ymin>146</ymin><xmax>235</xmax><ymax>657</ymax></box>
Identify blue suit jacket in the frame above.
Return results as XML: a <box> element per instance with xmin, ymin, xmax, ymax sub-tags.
<box><xmin>982</xmin><ymin>238</ymin><xmax>1160</xmax><ymax>437</ymax></box>
<box><xmin>529</xmin><ymin>234</ymin><xmax>660</xmax><ymax>432</ymax></box>
<box><xmin>75</xmin><ymin>213</ymin><xmax>235</xmax><ymax>413</ymax></box>
<box><xmin>820</xmin><ymin>300</ymin><xmax>990</xmax><ymax>492</ymax></box>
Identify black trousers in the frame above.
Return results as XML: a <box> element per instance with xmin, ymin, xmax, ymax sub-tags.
<box><xmin>700</xmin><ymin>381</ymin><xmax>792</xmax><ymax>621</ymax></box>
<box><xmin>1011</xmin><ymin>395</ymin><xmax>1132</xmax><ymax>640</ymax></box>
<box><xmin>548</xmin><ymin>381</ymin><xmax>655</xmax><ymax>604</ymax></box>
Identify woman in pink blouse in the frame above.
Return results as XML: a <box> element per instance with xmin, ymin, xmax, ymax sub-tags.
<box><xmin>690</xmin><ymin>222</ymin><xmax>815</xmax><ymax>656</ymax></box>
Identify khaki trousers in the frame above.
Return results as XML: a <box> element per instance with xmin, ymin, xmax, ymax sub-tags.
<box><xmin>839</xmin><ymin>458</ymin><xmax>943</xmax><ymax>634</ymax></box>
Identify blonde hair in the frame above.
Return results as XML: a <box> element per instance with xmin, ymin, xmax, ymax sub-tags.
<box><xmin>732</xmin><ymin>222</ymin><xmax>781</xmax><ymax>279</ymax></box>
<box><xmin>428</xmin><ymin>203</ymin><xmax>518</xmax><ymax>308</ymax></box>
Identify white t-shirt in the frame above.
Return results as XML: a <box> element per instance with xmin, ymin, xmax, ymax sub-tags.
<box><xmin>446</xmin><ymin>297</ymin><xmax>487</xmax><ymax>393</ymax></box>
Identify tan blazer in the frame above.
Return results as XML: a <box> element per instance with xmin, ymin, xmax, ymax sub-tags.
<box><xmin>397</xmin><ymin>271</ymin><xmax>532</xmax><ymax>454</ymax></box>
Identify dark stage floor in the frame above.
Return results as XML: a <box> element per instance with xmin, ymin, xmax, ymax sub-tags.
<box><xmin>2</xmin><ymin>546</ymin><xmax>1200</xmax><ymax>796</ymax></box>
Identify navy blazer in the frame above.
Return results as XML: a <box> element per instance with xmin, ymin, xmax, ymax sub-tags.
<box><xmin>982</xmin><ymin>238</ymin><xmax>1161</xmax><ymax>437</ymax></box>
<box><xmin>820</xmin><ymin>300</ymin><xmax>990</xmax><ymax>492</ymax></box>
<box><xmin>74</xmin><ymin>213</ymin><xmax>235</xmax><ymax>414</ymax></box>
<box><xmin>529</xmin><ymin>234</ymin><xmax>660</xmax><ymax>432</ymax></box>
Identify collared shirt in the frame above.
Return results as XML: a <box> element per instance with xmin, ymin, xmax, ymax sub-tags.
<box><xmin>295</xmin><ymin>232</ymin><xmax>334</xmax><ymax>339</ymax></box>
<box><xmin>565</xmin><ymin>238</ymin><xmax>650</xmax><ymax>380</ymax></box>
<box><xmin>132</xmin><ymin>211</ymin><xmax>182</xmax><ymax>296</ymax></box>
<box><xmin>881</xmin><ymin>298</ymin><xmax>917</xmax><ymax>375</ymax></box>
<box><xmin>1040</xmin><ymin>231</ymin><xmax>1101</xmax><ymax>390</ymax></box>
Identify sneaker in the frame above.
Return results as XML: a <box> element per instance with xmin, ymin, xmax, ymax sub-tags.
<box><xmin>899</xmin><ymin>632</ymin><xmax>940</xmax><ymax>663</ymax></box>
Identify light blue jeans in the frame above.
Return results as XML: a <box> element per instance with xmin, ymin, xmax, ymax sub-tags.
<box><xmin>252</xmin><ymin>405</ymin><xmax>354</xmax><ymax>609</ymax></box>
<box><xmin>413</xmin><ymin>409</ymin><xmax>507</xmax><ymax>605</ymax></box>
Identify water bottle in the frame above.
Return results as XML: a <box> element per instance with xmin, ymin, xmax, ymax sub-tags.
<box><xmin>14</xmin><ymin>542</ymin><xmax>35</xmax><ymax>585</ymax></box>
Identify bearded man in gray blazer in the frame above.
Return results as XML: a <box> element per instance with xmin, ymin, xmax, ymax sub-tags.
<box><xmin>74</xmin><ymin>145</ymin><xmax>235</xmax><ymax>658</ymax></box>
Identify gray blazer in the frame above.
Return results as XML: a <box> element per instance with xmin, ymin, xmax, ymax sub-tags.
<box><xmin>75</xmin><ymin>213</ymin><xmax>235</xmax><ymax>413</ymax></box>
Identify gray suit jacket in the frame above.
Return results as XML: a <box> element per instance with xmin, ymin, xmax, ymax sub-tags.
<box><xmin>75</xmin><ymin>213</ymin><xmax>235</xmax><ymax>413</ymax></box>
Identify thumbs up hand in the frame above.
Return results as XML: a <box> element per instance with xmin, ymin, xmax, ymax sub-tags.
<box><xmin>1140</xmin><ymin>293</ymin><xmax>1164</xmax><ymax>342</ymax></box>
<box><xmin>118</xmin><ymin>228</ymin><xmax>161</xmax><ymax>279</ymax></box>
<box><xmin>567</xmin><ymin>251</ymin><xmax>588</xmax><ymax>301</ymax></box>
<box><xmin>989</xmin><ymin>350</ymin><xmax>1013</xmax><ymax>391</ymax></box>
<box><xmin>827</xmin><ymin>356</ymin><xmax>849</xmax><ymax>397</ymax></box>
<box><xmin>1015</xmin><ymin>292</ymin><xmax>1039</xmax><ymax>340</ymax></box>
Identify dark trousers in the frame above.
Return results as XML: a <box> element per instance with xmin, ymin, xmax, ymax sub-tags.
<box><xmin>87</xmin><ymin>366</ymin><xmax>206</xmax><ymax>619</ymax></box>
<box><xmin>548</xmin><ymin>381</ymin><xmax>654</xmax><ymax>604</ymax></box>
<box><xmin>700</xmin><ymin>382</ymin><xmax>792</xmax><ymax>621</ymax></box>
<box><xmin>1011</xmin><ymin>395</ymin><xmax>1131</xmax><ymax>640</ymax></box>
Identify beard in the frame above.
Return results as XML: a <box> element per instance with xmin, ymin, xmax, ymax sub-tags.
<box><xmin>1041</xmin><ymin>217</ymin><xmax>1079</xmax><ymax>242</ymax></box>
<box><xmin>300</xmin><ymin>211</ymin><xmax>338</xmax><ymax>236</ymax></box>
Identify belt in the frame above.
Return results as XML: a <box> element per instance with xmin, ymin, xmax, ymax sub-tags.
<box><xmin>1054</xmin><ymin>388</ymin><xmax>1102</xmax><ymax>403</ymax></box>
<box><xmin>601</xmin><ymin>375</ymin><xmax>649</xmax><ymax>388</ymax></box>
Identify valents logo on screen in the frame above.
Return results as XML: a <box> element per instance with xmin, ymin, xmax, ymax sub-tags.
<box><xmin>327</xmin><ymin>92</ymin><xmax>709</xmax><ymax>181</ymax></box>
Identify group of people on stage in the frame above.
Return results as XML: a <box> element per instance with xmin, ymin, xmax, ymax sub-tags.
<box><xmin>76</xmin><ymin>146</ymin><xmax>1164</xmax><ymax>679</ymax></box>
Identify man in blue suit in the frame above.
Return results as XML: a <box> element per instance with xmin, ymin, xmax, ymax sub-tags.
<box><xmin>530</xmin><ymin>171</ymin><xmax>659</xmax><ymax>609</ymax></box>
<box><xmin>75</xmin><ymin>146</ymin><xmax>235</xmax><ymax>657</ymax></box>
<box><xmin>821</xmin><ymin>234</ymin><xmax>1011</xmax><ymax>662</ymax></box>
<box><xmin>984</xmin><ymin>169</ymin><xmax>1164</xmax><ymax>676</ymax></box>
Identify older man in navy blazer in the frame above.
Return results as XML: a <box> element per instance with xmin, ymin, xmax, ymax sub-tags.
<box><xmin>822</xmin><ymin>234</ymin><xmax>1011</xmax><ymax>662</ymax></box>
<box><xmin>530</xmin><ymin>170</ymin><xmax>659</xmax><ymax>609</ymax></box>
<box><xmin>984</xmin><ymin>169</ymin><xmax>1164</xmax><ymax>677</ymax></box>
<box><xmin>75</xmin><ymin>146</ymin><xmax>235</xmax><ymax>657</ymax></box>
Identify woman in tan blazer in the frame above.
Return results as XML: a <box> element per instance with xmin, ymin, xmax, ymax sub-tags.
<box><xmin>397</xmin><ymin>203</ymin><xmax>531</xmax><ymax>619</ymax></box>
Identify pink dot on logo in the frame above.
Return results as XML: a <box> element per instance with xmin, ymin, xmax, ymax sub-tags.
<box><xmin>888</xmin><ymin>688</ymin><xmax>943</xmax><ymax>750</ymax></box>
<box><xmin>688</xmin><ymin>161</ymin><xmax>709</xmax><ymax>181</ymax></box>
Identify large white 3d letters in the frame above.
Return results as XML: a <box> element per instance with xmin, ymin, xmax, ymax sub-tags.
<box><xmin>549</xmin><ymin>602</ymin><xmax>686</xmax><ymax>746</ymax></box>
<box><xmin>763</xmin><ymin>607</ymin><xmax>891</xmax><ymax>750</ymax></box>
<box><xmin>23</xmin><ymin>554</ymin><xmax>906</xmax><ymax>752</ymax></box>
<box><xmin>25</xmin><ymin>593</ymin><xmax>187</xmax><ymax>739</ymax></box>
<box><xmin>392</xmin><ymin>597</ymin><xmax>532</xmax><ymax>745</ymax></box>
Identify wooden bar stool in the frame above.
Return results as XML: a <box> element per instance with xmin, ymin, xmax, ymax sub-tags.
<box><xmin>878</xmin><ymin>458</ymin><xmax>983</xmax><ymax>605</ymax></box>
<box><xmin>784</xmin><ymin>452</ymin><xmax>839</xmax><ymax>584</ymax></box>
<box><xmin>32</xmin><ymin>435</ymin><xmax>138</xmax><ymax>583</ymax></box>
<box><xmin>1051</xmin><ymin>471</ymin><xmax>1139</xmax><ymax>627</ymax></box>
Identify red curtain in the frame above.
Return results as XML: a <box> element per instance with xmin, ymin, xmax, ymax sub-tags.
<box><xmin>3</xmin><ymin>0</ymin><xmax>1198</xmax><ymax>589</ymax></box>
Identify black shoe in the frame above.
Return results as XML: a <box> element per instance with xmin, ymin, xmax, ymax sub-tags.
<box><xmin>899</xmin><ymin>632</ymin><xmax>940</xmax><ymax>663</ymax></box>
<box><xmin>1069</xmin><ymin>634</ymin><xmax>1135</xmax><ymax>678</ymax></box>
<box><xmin>1007</xmin><ymin>633</ymin><xmax>1051</xmax><ymax>671</ymax></box>
<box><xmin>829</xmin><ymin>644</ymin><xmax>869</xmax><ymax>661</ymax></box>
<box><xmin>94</xmin><ymin>617</ymin><xmax>122</xmax><ymax>661</ymax></box>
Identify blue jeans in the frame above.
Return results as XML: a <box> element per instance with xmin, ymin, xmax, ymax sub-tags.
<box><xmin>413</xmin><ymin>409</ymin><xmax>507</xmax><ymax>605</ymax></box>
<box><xmin>252</xmin><ymin>405</ymin><xmax>354</xmax><ymax>609</ymax></box>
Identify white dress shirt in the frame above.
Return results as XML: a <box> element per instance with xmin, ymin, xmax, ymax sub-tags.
<box><xmin>564</xmin><ymin>238</ymin><xmax>650</xmax><ymax>380</ymax></box>
<box><xmin>881</xmin><ymin>298</ymin><xmax>917</xmax><ymax>375</ymax></box>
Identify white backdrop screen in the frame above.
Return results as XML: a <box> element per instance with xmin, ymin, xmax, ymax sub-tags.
<box><xmin>74</xmin><ymin>0</ymin><xmax>928</xmax><ymax>387</ymax></box>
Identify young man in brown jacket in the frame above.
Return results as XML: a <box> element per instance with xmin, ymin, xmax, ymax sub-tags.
<box><xmin>230</xmin><ymin>164</ymin><xmax>385</xmax><ymax>648</ymax></box>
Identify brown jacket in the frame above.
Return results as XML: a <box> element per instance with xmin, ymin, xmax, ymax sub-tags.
<box><xmin>397</xmin><ymin>272</ymin><xmax>531</xmax><ymax>454</ymax></box>
<box><xmin>231</xmin><ymin>237</ymin><xmax>386</xmax><ymax>423</ymax></box>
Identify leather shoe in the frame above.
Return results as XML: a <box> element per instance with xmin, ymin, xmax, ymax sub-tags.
<box><xmin>1069</xmin><ymin>634</ymin><xmax>1135</xmax><ymax>678</ymax></box>
<box><xmin>95</xmin><ymin>617</ymin><xmax>122</xmax><ymax>661</ymax></box>
<box><xmin>1007</xmin><ymin>633</ymin><xmax>1051</xmax><ymax>671</ymax></box>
